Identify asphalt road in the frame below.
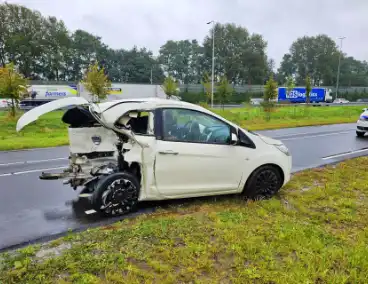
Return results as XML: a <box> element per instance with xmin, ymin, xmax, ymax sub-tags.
<box><xmin>1</xmin><ymin>122</ymin><xmax>367</xmax><ymax>250</ymax></box>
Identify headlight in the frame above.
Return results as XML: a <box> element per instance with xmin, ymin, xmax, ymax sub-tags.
<box><xmin>275</xmin><ymin>144</ymin><xmax>290</xmax><ymax>156</ymax></box>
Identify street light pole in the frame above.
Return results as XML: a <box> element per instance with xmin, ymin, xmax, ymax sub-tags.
<box><xmin>207</xmin><ymin>20</ymin><xmax>215</xmax><ymax>108</ymax></box>
<box><xmin>335</xmin><ymin>36</ymin><xmax>346</xmax><ymax>100</ymax></box>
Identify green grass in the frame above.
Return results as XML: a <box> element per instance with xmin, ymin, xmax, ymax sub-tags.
<box><xmin>213</xmin><ymin>104</ymin><xmax>362</xmax><ymax>130</ymax></box>
<box><xmin>0</xmin><ymin>111</ymin><xmax>69</xmax><ymax>151</ymax></box>
<box><xmin>1</xmin><ymin>157</ymin><xmax>368</xmax><ymax>283</ymax></box>
<box><xmin>0</xmin><ymin>105</ymin><xmax>363</xmax><ymax>151</ymax></box>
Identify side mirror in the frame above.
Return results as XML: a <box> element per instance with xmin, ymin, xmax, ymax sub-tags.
<box><xmin>230</xmin><ymin>133</ymin><xmax>238</xmax><ymax>145</ymax></box>
<box><xmin>362</xmin><ymin>108</ymin><xmax>367</xmax><ymax>112</ymax></box>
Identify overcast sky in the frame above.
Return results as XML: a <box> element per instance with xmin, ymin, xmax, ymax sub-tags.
<box><xmin>3</xmin><ymin>0</ymin><xmax>368</xmax><ymax>67</ymax></box>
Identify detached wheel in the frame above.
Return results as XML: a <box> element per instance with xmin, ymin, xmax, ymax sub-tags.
<box><xmin>91</xmin><ymin>172</ymin><xmax>140</xmax><ymax>217</ymax></box>
<box><xmin>243</xmin><ymin>165</ymin><xmax>283</xmax><ymax>200</ymax></box>
<box><xmin>356</xmin><ymin>131</ymin><xmax>365</xmax><ymax>137</ymax></box>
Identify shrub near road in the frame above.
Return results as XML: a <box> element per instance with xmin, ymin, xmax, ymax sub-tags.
<box><xmin>1</xmin><ymin>157</ymin><xmax>368</xmax><ymax>283</ymax></box>
<box><xmin>0</xmin><ymin>105</ymin><xmax>363</xmax><ymax>151</ymax></box>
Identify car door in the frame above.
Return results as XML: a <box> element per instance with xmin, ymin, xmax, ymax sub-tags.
<box><xmin>153</xmin><ymin>107</ymin><xmax>244</xmax><ymax>197</ymax></box>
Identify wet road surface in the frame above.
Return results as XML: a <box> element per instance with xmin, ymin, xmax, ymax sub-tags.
<box><xmin>1</xmin><ymin>122</ymin><xmax>367</xmax><ymax>250</ymax></box>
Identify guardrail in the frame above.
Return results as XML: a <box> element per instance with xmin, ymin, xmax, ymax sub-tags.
<box><xmin>212</xmin><ymin>102</ymin><xmax>368</xmax><ymax>109</ymax></box>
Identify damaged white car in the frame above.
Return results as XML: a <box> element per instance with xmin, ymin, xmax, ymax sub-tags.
<box><xmin>16</xmin><ymin>97</ymin><xmax>292</xmax><ymax>217</ymax></box>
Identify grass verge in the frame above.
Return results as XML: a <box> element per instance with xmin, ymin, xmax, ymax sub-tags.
<box><xmin>1</xmin><ymin>157</ymin><xmax>368</xmax><ymax>283</ymax></box>
<box><xmin>0</xmin><ymin>105</ymin><xmax>362</xmax><ymax>150</ymax></box>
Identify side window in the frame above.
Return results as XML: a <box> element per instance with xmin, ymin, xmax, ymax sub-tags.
<box><xmin>162</xmin><ymin>108</ymin><xmax>231</xmax><ymax>144</ymax></box>
<box><xmin>118</xmin><ymin>111</ymin><xmax>154</xmax><ymax>135</ymax></box>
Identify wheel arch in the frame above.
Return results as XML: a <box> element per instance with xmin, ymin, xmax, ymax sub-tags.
<box><xmin>242</xmin><ymin>163</ymin><xmax>285</xmax><ymax>193</ymax></box>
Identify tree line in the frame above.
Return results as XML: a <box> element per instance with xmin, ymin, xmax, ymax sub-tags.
<box><xmin>1</xmin><ymin>2</ymin><xmax>367</xmax><ymax>88</ymax></box>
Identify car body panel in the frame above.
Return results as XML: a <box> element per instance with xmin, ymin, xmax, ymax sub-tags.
<box><xmin>357</xmin><ymin>110</ymin><xmax>368</xmax><ymax>133</ymax></box>
<box><xmin>16</xmin><ymin>97</ymin><xmax>89</xmax><ymax>132</ymax></box>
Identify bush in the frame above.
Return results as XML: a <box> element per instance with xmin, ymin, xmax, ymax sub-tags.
<box><xmin>198</xmin><ymin>102</ymin><xmax>210</xmax><ymax>109</ymax></box>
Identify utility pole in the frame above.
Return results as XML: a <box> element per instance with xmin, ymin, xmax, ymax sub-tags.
<box><xmin>335</xmin><ymin>36</ymin><xmax>346</xmax><ymax>100</ymax></box>
<box><xmin>207</xmin><ymin>20</ymin><xmax>215</xmax><ymax>108</ymax></box>
<box><xmin>150</xmin><ymin>67</ymin><xmax>153</xmax><ymax>84</ymax></box>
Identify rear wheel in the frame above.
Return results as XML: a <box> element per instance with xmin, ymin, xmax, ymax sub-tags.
<box><xmin>242</xmin><ymin>165</ymin><xmax>283</xmax><ymax>200</ymax></box>
<box><xmin>91</xmin><ymin>172</ymin><xmax>140</xmax><ymax>217</ymax></box>
<box><xmin>356</xmin><ymin>131</ymin><xmax>365</xmax><ymax>137</ymax></box>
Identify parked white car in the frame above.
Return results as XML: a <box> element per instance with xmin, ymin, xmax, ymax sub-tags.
<box><xmin>0</xmin><ymin>98</ymin><xmax>11</xmax><ymax>109</ymax></box>
<box><xmin>333</xmin><ymin>98</ymin><xmax>349</xmax><ymax>104</ymax></box>
<box><xmin>356</xmin><ymin>108</ymin><xmax>368</xmax><ymax>137</ymax></box>
<box><xmin>16</xmin><ymin>97</ymin><xmax>292</xmax><ymax>217</ymax></box>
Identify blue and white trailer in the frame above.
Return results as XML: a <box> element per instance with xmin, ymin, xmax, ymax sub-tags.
<box><xmin>278</xmin><ymin>87</ymin><xmax>333</xmax><ymax>103</ymax></box>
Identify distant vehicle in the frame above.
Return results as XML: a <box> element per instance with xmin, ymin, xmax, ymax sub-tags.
<box><xmin>18</xmin><ymin>83</ymin><xmax>170</xmax><ymax>110</ymax></box>
<box><xmin>356</xmin><ymin>108</ymin><xmax>368</xmax><ymax>137</ymax></box>
<box><xmin>0</xmin><ymin>99</ymin><xmax>11</xmax><ymax>109</ymax></box>
<box><xmin>356</xmin><ymin>98</ymin><xmax>368</xmax><ymax>102</ymax></box>
<box><xmin>333</xmin><ymin>98</ymin><xmax>349</xmax><ymax>104</ymax></box>
<box><xmin>16</xmin><ymin>97</ymin><xmax>292</xmax><ymax>217</ymax></box>
<box><xmin>250</xmin><ymin>98</ymin><xmax>264</xmax><ymax>105</ymax></box>
<box><xmin>278</xmin><ymin>87</ymin><xmax>333</xmax><ymax>103</ymax></box>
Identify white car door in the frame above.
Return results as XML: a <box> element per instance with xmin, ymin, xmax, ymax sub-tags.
<box><xmin>154</xmin><ymin>108</ymin><xmax>244</xmax><ymax>197</ymax></box>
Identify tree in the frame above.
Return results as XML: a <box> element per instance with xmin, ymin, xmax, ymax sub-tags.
<box><xmin>0</xmin><ymin>3</ymin><xmax>45</xmax><ymax>78</ymax></box>
<box><xmin>159</xmin><ymin>39</ymin><xmax>204</xmax><ymax>84</ymax></box>
<box><xmin>262</xmin><ymin>76</ymin><xmax>278</xmax><ymax>120</ymax></box>
<box><xmin>216</xmin><ymin>76</ymin><xmax>233</xmax><ymax>109</ymax></box>
<box><xmin>305</xmin><ymin>75</ymin><xmax>312</xmax><ymax>105</ymax></box>
<box><xmin>162</xmin><ymin>76</ymin><xmax>178</xmax><ymax>99</ymax></box>
<box><xmin>285</xmin><ymin>76</ymin><xmax>296</xmax><ymax>98</ymax></box>
<box><xmin>201</xmin><ymin>71</ymin><xmax>212</xmax><ymax>103</ymax></box>
<box><xmin>81</xmin><ymin>61</ymin><xmax>111</xmax><ymax>103</ymax></box>
<box><xmin>278</xmin><ymin>35</ymin><xmax>340</xmax><ymax>86</ymax></box>
<box><xmin>203</xmin><ymin>23</ymin><xmax>268</xmax><ymax>85</ymax></box>
<box><xmin>0</xmin><ymin>62</ymin><xmax>29</xmax><ymax>117</ymax></box>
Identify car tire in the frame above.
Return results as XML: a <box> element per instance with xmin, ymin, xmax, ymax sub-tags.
<box><xmin>91</xmin><ymin>172</ymin><xmax>140</xmax><ymax>217</ymax></box>
<box><xmin>242</xmin><ymin>165</ymin><xmax>283</xmax><ymax>200</ymax></box>
<box><xmin>356</xmin><ymin>131</ymin><xmax>365</xmax><ymax>137</ymax></box>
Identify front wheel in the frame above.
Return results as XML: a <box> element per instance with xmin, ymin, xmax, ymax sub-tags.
<box><xmin>356</xmin><ymin>131</ymin><xmax>365</xmax><ymax>137</ymax></box>
<box><xmin>242</xmin><ymin>165</ymin><xmax>283</xmax><ymax>200</ymax></box>
<box><xmin>91</xmin><ymin>172</ymin><xmax>140</xmax><ymax>217</ymax></box>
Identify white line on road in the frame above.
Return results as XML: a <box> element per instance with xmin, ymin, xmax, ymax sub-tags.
<box><xmin>0</xmin><ymin>166</ymin><xmax>67</xmax><ymax>177</ymax></box>
<box><xmin>322</xmin><ymin>148</ymin><xmax>368</xmax><ymax>160</ymax></box>
<box><xmin>271</xmin><ymin>129</ymin><xmax>354</xmax><ymax>139</ymax></box>
<box><xmin>0</xmin><ymin>157</ymin><xmax>68</xmax><ymax>167</ymax></box>
<box><xmin>281</xmin><ymin>131</ymin><xmax>351</xmax><ymax>141</ymax></box>
<box><xmin>0</xmin><ymin>146</ymin><xmax>67</xmax><ymax>153</ymax></box>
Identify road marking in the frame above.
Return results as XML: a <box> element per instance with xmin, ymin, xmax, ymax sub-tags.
<box><xmin>281</xmin><ymin>131</ymin><xmax>351</xmax><ymax>141</ymax></box>
<box><xmin>0</xmin><ymin>157</ymin><xmax>68</xmax><ymax>167</ymax></box>
<box><xmin>271</xmin><ymin>129</ymin><xmax>354</xmax><ymax>139</ymax></box>
<box><xmin>322</xmin><ymin>148</ymin><xmax>368</xmax><ymax>160</ymax></box>
<box><xmin>0</xmin><ymin>146</ymin><xmax>67</xmax><ymax>153</ymax></box>
<box><xmin>85</xmin><ymin>209</ymin><xmax>97</xmax><ymax>215</ymax></box>
<box><xmin>0</xmin><ymin>166</ymin><xmax>67</xmax><ymax>177</ymax></box>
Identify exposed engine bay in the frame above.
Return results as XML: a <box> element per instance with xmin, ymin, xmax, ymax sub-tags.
<box><xmin>39</xmin><ymin>105</ymin><xmax>151</xmax><ymax>216</ymax></box>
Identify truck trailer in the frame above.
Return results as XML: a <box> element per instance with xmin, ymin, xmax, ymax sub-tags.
<box><xmin>278</xmin><ymin>87</ymin><xmax>333</xmax><ymax>104</ymax></box>
<box><xmin>19</xmin><ymin>83</ymin><xmax>169</xmax><ymax>110</ymax></box>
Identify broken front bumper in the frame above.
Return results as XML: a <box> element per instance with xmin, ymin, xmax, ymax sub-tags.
<box><xmin>39</xmin><ymin>153</ymin><xmax>118</xmax><ymax>189</ymax></box>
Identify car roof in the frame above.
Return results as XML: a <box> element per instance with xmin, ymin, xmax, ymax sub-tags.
<box><xmin>98</xmin><ymin>97</ymin><xmax>204</xmax><ymax>113</ymax></box>
<box><xmin>98</xmin><ymin>97</ymin><xmax>240</xmax><ymax>130</ymax></box>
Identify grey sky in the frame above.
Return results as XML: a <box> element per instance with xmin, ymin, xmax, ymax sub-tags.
<box><xmin>3</xmin><ymin>0</ymin><xmax>368</xmax><ymax>67</ymax></box>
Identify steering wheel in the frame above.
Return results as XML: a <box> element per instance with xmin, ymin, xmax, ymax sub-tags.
<box><xmin>183</xmin><ymin>120</ymin><xmax>193</xmax><ymax>130</ymax></box>
<box><xmin>179</xmin><ymin>120</ymin><xmax>192</xmax><ymax>138</ymax></box>
<box><xmin>207</xmin><ymin>127</ymin><xmax>229</xmax><ymax>143</ymax></box>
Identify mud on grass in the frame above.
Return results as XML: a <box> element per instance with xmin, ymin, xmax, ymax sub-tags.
<box><xmin>0</xmin><ymin>105</ymin><xmax>362</xmax><ymax>150</ymax></box>
<box><xmin>1</xmin><ymin>157</ymin><xmax>368</xmax><ymax>283</ymax></box>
